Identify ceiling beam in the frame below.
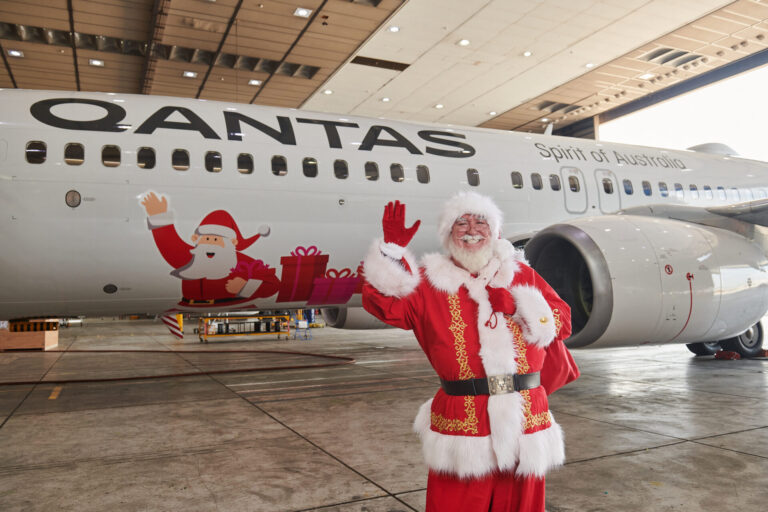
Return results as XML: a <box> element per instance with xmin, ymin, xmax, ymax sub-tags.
<box><xmin>250</xmin><ymin>0</ymin><xmax>329</xmax><ymax>104</ymax></box>
<box><xmin>195</xmin><ymin>0</ymin><xmax>244</xmax><ymax>99</ymax></box>
<box><xmin>0</xmin><ymin>41</ymin><xmax>18</xmax><ymax>88</ymax></box>
<box><xmin>141</xmin><ymin>0</ymin><xmax>169</xmax><ymax>95</ymax></box>
<box><xmin>66</xmin><ymin>0</ymin><xmax>80</xmax><ymax>91</ymax></box>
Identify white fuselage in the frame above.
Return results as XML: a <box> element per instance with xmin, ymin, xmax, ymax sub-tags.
<box><xmin>2</xmin><ymin>89</ymin><xmax>768</xmax><ymax>334</ymax></box>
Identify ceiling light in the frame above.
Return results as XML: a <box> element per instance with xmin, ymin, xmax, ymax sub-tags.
<box><xmin>388</xmin><ymin>26</ymin><xmax>400</xmax><ymax>33</ymax></box>
<box><xmin>381</xmin><ymin>97</ymin><xmax>390</xmax><ymax>102</ymax></box>
<box><xmin>183</xmin><ymin>71</ymin><xmax>198</xmax><ymax>78</ymax></box>
<box><xmin>89</xmin><ymin>59</ymin><xmax>105</xmax><ymax>67</ymax></box>
<box><xmin>541</xmin><ymin>118</ymin><xmax>549</xmax><ymax>122</ymax></box>
<box><xmin>294</xmin><ymin>7</ymin><xmax>312</xmax><ymax>17</ymax></box>
<box><xmin>323</xmin><ymin>89</ymin><xmax>333</xmax><ymax>95</ymax></box>
<box><xmin>585</xmin><ymin>62</ymin><xmax>594</xmax><ymax>68</ymax></box>
<box><xmin>639</xmin><ymin>72</ymin><xmax>655</xmax><ymax>80</ymax></box>
<box><xmin>488</xmin><ymin>111</ymin><xmax>497</xmax><ymax>116</ymax></box>
<box><xmin>457</xmin><ymin>39</ymin><xmax>470</xmax><ymax>47</ymax></box>
<box><xmin>7</xmin><ymin>50</ymin><xmax>23</xmax><ymax>58</ymax></box>
<box><xmin>248</xmin><ymin>79</ymin><xmax>262</xmax><ymax>86</ymax></box>
<box><xmin>523</xmin><ymin>51</ymin><xmax>532</xmax><ymax>57</ymax></box>
<box><xmin>434</xmin><ymin>104</ymin><xmax>444</xmax><ymax>109</ymax></box>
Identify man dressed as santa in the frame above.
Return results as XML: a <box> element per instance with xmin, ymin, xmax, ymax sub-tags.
<box><xmin>141</xmin><ymin>191</ymin><xmax>279</xmax><ymax>307</ymax></box>
<box><xmin>362</xmin><ymin>192</ymin><xmax>579</xmax><ymax>512</ymax></box>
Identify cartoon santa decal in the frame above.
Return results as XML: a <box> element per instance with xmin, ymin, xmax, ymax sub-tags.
<box><xmin>141</xmin><ymin>192</ymin><xmax>280</xmax><ymax>307</ymax></box>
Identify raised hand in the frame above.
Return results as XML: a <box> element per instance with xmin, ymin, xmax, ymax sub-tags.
<box><xmin>382</xmin><ymin>200</ymin><xmax>421</xmax><ymax>247</ymax></box>
<box><xmin>141</xmin><ymin>192</ymin><xmax>168</xmax><ymax>216</ymax></box>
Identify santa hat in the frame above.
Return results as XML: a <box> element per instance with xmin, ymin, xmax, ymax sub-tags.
<box><xmin>437</xmin><ymin>191</ymin><xmax>503</xmax><ymax>249</ymax></box>
<box><xmin>196</xmin><ymin>210</ymin><xmax>270</xmax><ymax>250</ymax></box>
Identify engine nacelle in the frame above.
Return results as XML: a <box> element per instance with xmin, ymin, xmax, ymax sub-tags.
<box><xmin>525</xmin><ymin>215</ymin><xmax>768</xmax><ymax>348</ymax></box>
<box><xmin>320</xmin><ymin>307</ymin><xmax>392</xmax><ymax>329</ymax></box>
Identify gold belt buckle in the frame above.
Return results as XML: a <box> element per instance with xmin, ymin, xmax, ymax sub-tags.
<box><xmin>487</xmin><ymin>374</ymin><xmax>515</xmax><ymax>395</ymax></box>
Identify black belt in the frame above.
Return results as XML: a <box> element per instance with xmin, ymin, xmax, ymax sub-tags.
<box><xmin>440</xmin><ymin>372</ymin><xmax>540</xmax><ymax>396</ymax></box>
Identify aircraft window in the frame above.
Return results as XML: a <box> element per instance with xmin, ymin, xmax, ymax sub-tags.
<box><xmin>531</xmin><ymin>173</ymin><xmax>543</xmax><ymax>190</ymax></box>
<box><xmin>417</xmin><ymin>165</ymin><xmax>430</xmax><ymax>184</ymax></box>
<box><xmin>642</xmin><ymin>181</ymin><xmax>652</xmax><ymax>196</ymax></box>
<box><xmin>238</xmin><ymin>153</ymin><xmax>253</xmax><ymax>174</ymax></box>
<box><xmin>756</xmin><ymin>189</ymin><xmax>766</xmax><ymax>200</ymax></box>
<box><xmin>365</xmin><ymin>161</ymin><xmax>379</xmax><ymax>181</ymax></box>
<box><xmin>742</xmin><ymin>188</ymin><xmax>753</xmax><ymax>201</ymax></box>
<box><xmin>272</xmin><ymin>155</ymin><xmax>287</xmax><ymax>176</ymax></box>
<box><xmin>205</xmin><ymin>151</ymin><xmax>222</xmax><ymax>173</ymax></box>
<box><xmin>689</xmin><ymin>184</ymin><xmax>699</xmax><ymax>199</ymax></box>
<box><xmin>302</xmin><ymin>157</ymin><xmax>318</xmax><ymax>178</ymax></box>
<box><xmin>728</xmin><ymin>187</ymin><xmax>739</xmax><ymax>201</ymax></box>
<box><xmin>101</xmin><ymin>145</ymin><xmax>121</xmax><ymax>167</ymax></box>
<box><xmin>568</xmin><ymin>176</ymin><xmax>580</xmax><ymax>192</ymax></box>
<box><xmin>659</xmin><ymin>182</ymin><xmax>669</xmax><ymax>197</ymax></box>
<box><xmin>467</xmin><ymin>168</ymin><xmax>480</xmax><ymax>187</ymax></box>
<box><xmin>674</xmin><ymin>183</ymin><xmax>684</xmax><ymax>199</ymax></box>
<box><xmin>602</xmin><ymin>178</ymin><xmax>614</xmax><ymax>194</ymax></box>
<box><xmin>334</xmin><ymin>159</ymin><xmax>349</xmax><ymax>179</ymax></box>
<box><xmin>26</xmin><ymin>141</ymin><xmax>46</xmax><ymax>164</ymax></box>
<box><xmin>391</xmin><ymin>163</ymin><xmax>405</xmax><ymax>182</ymax></box>
<box><xmin>549</xmin><ymin>174</ymin><xmax>561</xmax><ymax>191</ymax></box>
<box><xmin>172</xmin><ymin>149</ymin><xmax>189</xmax><ymax>171</ymax></box>
<box><xmin>703</xmin><ymin>185</ymin><xmax>713</xmax><ymax>199</ymax></box>
<box><xmin>716</xmin><ymin>186</ymin><xmax>726</xmax><ymax>200</ymax></box>
<box><xmin>623</xmin><ymin>179</ymin><xmax>633</xmax><ymax>195</ymax></box>
<box><xmin>511</xmin><ymin>172</ymin><xmax>523</xmax><ymax>189</ymax></box>
<box><xmin>65</xmin><ymin>143</ymin><xmax>84</xmax><ymax>165</ymax></box>
<box><xmin>137</xmin><ymin>147</ymin><xmax>155</xmax><ymax>169</ymax></box>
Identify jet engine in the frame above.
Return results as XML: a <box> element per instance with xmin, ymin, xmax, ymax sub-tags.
<box><xmin>525</xmin><ymin>215</ymin><xmax>768</xmax><ymax>348</ymax></box>
<box><xmin>321</xmin><ymin>307</ymin><xmax>391</xmax><ymax>329</ymax></box>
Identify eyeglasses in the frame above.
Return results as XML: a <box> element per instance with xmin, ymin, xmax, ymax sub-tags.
<box><xmin>453</xmin><ymin>216</ymin><xmax>489</xmax><ymax>232</ymax></box>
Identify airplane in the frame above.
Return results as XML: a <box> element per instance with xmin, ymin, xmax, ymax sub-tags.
<box><xmin>1</xmin><ymin>89</ymin><xmax>768</xmax><ymax>358</ymax></box>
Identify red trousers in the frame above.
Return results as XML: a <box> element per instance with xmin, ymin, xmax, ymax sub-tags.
<box><xmin>426</xmin><ymin>470</ymin><xmax>545</xmax><ymax>512</ymax></box>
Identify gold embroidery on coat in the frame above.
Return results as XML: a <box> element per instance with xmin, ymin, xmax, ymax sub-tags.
<box><xmin>431</xmin><ymin>396</ymin><xmax>479</xmax><ymax>434</ymax></box>
<box><xmin>520</xmin><ymin>389</ymin><xmax>551</xmax><ymax>430</ymax></box>
<box><xmin>553</xmin><ymin>308</ymin><xmax>562</xmax><ymax>335</ymax></box>
<box><xmin>447</xmin><ymin>294</ymin><xmax>474</xmax><ymax>380</ymax></box>
<box><xmin>506</xmin><ymin>318</ymin><xmax>530</xmax><ymax>374</ymax></box>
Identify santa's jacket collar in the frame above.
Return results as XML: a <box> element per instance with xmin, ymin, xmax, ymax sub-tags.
<box><xmin>422</xmin><ymin>238</ymin><xmax>525</xmax><ymax>293</ymax></box>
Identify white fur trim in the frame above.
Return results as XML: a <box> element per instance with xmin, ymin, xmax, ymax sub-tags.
<box><xmin>414</xmin><ymin>399</ymin><xmax>497</xmax><ymax>478</ymax></box>
<box><xmin>363</xmin><ymin>238</ymin><xmax>420</xmax><ymax>297</ymax></box>
<box><xmin>197</xmin><ymin>224</ymin><xmax>236</xmax><ymax>239</ymax></box>
<box><xmin>258</xmin><ymin>224</ymin><xmax>271</xmax><ymax>236</ymax></box>
<box><xmin>510</xmin><ymin>285</ymin><xmax>557</xmax><ymax>347</ymax></box>
<box><xmin>146</xmin><ymin>211</ymin><xmax>174</xmax><ymax>229</ymax></box>
<box><xmin>438</xmin><ymin>191</ymin><xmax>503</xmax><ymax>249</ymax></box>
<box><xmin>238</xmin><ymin>279</ymin><xmax>261</xmax><ymax>298</ymax></box>
<box><xmin>380</xmin><ymin>241</ymin><xmax>407</xmax><ymax>260</ymax></box>
<box><xmin>515</xmin><ymin>415</ymin><xmax>566</xmax><ymax>478</ymax></box>
<box><xmin>487</xmin><ymin>393</ymin><xmax>525</xmax><ymax>471</ymax></box>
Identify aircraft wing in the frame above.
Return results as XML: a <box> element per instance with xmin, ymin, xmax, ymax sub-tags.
<box><xmin>706</xmin><ymin>198</ymin><xmax>768</xmax><ymax>227</ymax></box>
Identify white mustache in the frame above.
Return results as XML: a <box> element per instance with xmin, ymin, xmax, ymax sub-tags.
<box><xmin>461</xmin><ymin>234</ymin><xmax>485</xmax><ymax>243</ymax></box>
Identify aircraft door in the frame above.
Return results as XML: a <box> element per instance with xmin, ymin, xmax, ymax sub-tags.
<box><xmin>560</xmin><ymin>166</ymin><xmax>587</xmax><ymax>214</ymax></box>
<box><xmin>595</xmin><ymin>169</ymin><xmax>621</xmax><ymax>213</ymax></box>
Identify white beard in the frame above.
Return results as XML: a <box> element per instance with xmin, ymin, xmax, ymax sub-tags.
<box><xmin>173</xmin><ymin>243</ymin><xmax>238</xmax><ymax>280</ymax></box>
<box><xmin>448</xmin><ymin>238</ymin><xmax>494</xmax><ymax>274</ymax></box>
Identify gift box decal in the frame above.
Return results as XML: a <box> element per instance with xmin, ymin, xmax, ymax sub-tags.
<box><xmin>276</xmin><ymin>245</ymin><xmax>329</xmax><ymax>303</ymax></box>
<box><xmin>307</xmin><ymin>268</ymin><xmax>361</xmax><ymax>306</ymax></box>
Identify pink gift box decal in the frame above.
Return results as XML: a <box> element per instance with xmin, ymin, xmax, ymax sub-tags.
<box><xmin>277</xmin><ymin>245</ymin><xmax>329</xmax><ymax>303</ymax></box>
<box><xmin>307</xmin><ymin>268</ymin><xmax>361</xmax><ymax>305</ymax></box>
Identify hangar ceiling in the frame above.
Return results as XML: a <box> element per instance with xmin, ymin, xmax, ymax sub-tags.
<box><xmin>1</xmin><ymin>0</ymin><xmax>767</xmax><ymax>134</ymax></box>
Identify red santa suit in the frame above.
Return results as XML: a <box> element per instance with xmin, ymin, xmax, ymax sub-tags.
<box><xmin>362</xmin><ymin>193</ymin><xmax>579</xmax><ymax>512</ymax></box>
<box><xmin>146</xmin><ymin>209</ymin><xmax>279</xmax><ymax>306</ymax></box>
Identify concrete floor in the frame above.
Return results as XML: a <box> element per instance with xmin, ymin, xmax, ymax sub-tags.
<box><xmin>0</xmin><ymin>319</ymin><xmax>767</xmax><ymax>512</ymax></box>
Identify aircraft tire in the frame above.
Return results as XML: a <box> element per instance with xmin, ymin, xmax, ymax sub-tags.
<box><xmin>719</xmin><ymin>323</ymin><xmax>764</xmax><ymax>358</ymax></box>
<box><xmin>685</xmin><ymin>342</ymin><xmax>720</xmax><ymax>356</ymax></box>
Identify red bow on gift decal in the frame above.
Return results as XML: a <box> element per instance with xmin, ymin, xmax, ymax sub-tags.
<box><xmin>291</xmin><ymin>245</ymin><xmax>323</xmax><ymax>257</ymax></box>
<box><xmin>326</xmin><ymin>268</ymin><xmax>353</xmax><ymax>279</ymax></box>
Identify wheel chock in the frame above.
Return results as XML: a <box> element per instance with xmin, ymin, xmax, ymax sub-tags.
<box><xmin>714</xmin><ymin>350</ymin><xmax>741</xmax><ymax>360</ymax></box>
